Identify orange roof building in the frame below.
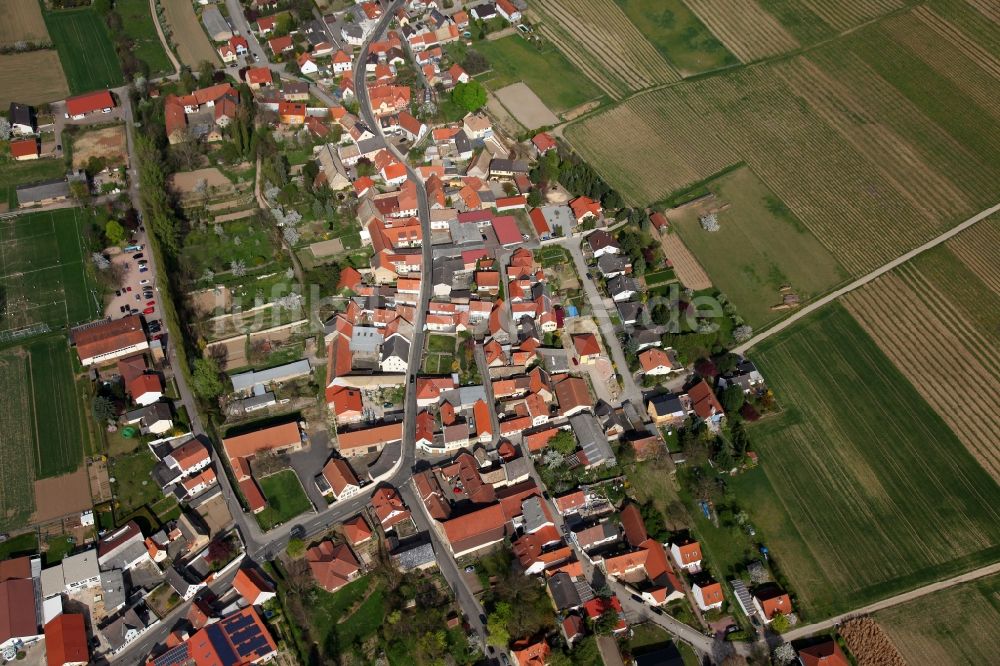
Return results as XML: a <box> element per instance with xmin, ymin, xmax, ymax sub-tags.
<box><xmin>669</xmin><ymin>537</ymin><xmax>703</xmax><ymax>571</ymax></box>
<box><xmin>322</xmin><ymin>458</ymin><xmax>361</xmax><ymax>500</ymax></box>
<box><xmin>370</xmin><ymin>486</ymin><xmax>411</xmax><ymax>529</ymax></box>
<box><xmin>65</xmin><ymin>90</ymin><xmax>114</xmax><ymax>118</ymax></box>
<box><xmin>342</xmin><ymin>515</ymin><xmax>373</xmax><ymax>546</ymax></box>
<box><xmin>798</xmin><ymin>639</ymin><xmax>850</xmax><ymax>666</ymax></box>
<box><xmin>571</xmin><ymin>333</ymin><xmax>601</xmax><ymax>361</ymax></box>
<box><xmin>693</xmin><ymin>580</ymin><xmax>724</xmax><ymax>611</ymax></box>
<box><xmin>688</xmin><ymin>379</ymin><xmax>724</xmax><ymax>424</ymax></box>
<box><xmin>336</xmin><ymin>422</ymin><xmax>402</xmax><ymax>457</ymax></box>
<box><xmin>511</xmin><ymin>637</ymin><xmax>550</xmax><ymax>666</ymax></box>
<box><xmin>9</xmin><ymin>138</ymin><xmax>39</xmax><ymax>160</ymax></box>
<box><xmin>233</xmin><ymin>567</ymin><xmax>276</xmax><ymax>607</ymax></box>
<box><xmin>72</xmin><ymin>315</ymin><xmax>148</xmax><ymax>366</ymax></box>
<box><xmin>754</xmin><ymin>586</ymin><xmax>792</xmax><ymax>621</ymax></box>
<box><xmin>306</xmin><ymin>541</ymin><xmax>360</xmax><ymax>592</ymax></box>
<box><xmin>44</xmin><ymin>613</ymin><xmax>88</xmax><ymax>666</ymax></box>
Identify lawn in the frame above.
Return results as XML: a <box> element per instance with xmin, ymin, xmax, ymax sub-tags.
<box><xmin>536</xmin><ymin>246</ymin><xmax>571</xmax><ymax>269</ymax></box>
<box><xmin>737</xmin><ymin>304</ymin><xmax>1000</xmax><ymax>619</ymax></box>
<box><xmin>308</xmin><ymin>576</ymin><xmax>385</xmax><ymax>658</ymax></box>
<box><xmin>110</xmin><ymin>448</ymin><xmax>162</xmax><ymax>517</ymax></box>
<box><xmin>44</xmin><ymin>8</ymin><xmax>123</xmax><ymax>93</ymax></box>
<box><xmin>43</xmin><ymin>535</ymin><xmax>75</xmax><ymax>565</ymax></box>
<box><xmin>670</xmin><ymin>166</ymin><xmax>847</xmax><ymax>328</ymax></box>
<box><xmin>876</xmin><ymin>573</ymin><xmax>1000</xmax><ymax>666</ymax></box>
<box><xmin>643</xmin><ymin>269</ymin><xmax>676</xmax><ymax>286</ymax></box>
<box><xmin>116</xmin><ymin>0</ymin><xmax>173</xmax><ymax>76</ymax></box>
<box><xmin>461</xmin><ymin>36</ymin><xmax>601</xmax><ymax>113</ymax></box>
<box><xmin>256</xmin><ymin>470</ymin><xmax>312</xmax><ymax>531</ymax></box>
<box><xmin>0</xmin><ymin>207</ymin><xmax>101</xmax><ymax>333</ymax></box>
<box><xmin>426</xmin><ymin>334</ymin><xmax>455</xmax><ymax>354</ymax></box>
<box><xmin>612</xmin><ymin>0</ymin><xmax>738</xmax><ymax>75</ymax></box>
<box><xmin>0</xmin><ymin>533</ymin><xmax>38</xmax><ymax>560</ymax></box>
<box><xmin>180</xmin><ymin>218</ymin><xmax>279</xmax><ymax>277</ymax></box>
<box><xmin>0</xmin><ymin>156</ymin><xmax>66</xmax><ymax>209</ymax></box>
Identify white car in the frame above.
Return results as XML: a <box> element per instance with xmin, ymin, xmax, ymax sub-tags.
<box><xmin>139</xmin><ymin>279</ymin><xmax>150</xmax><ymax>285</ymax></box>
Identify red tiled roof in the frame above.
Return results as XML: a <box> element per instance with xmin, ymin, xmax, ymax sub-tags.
<box><xmin>620</xmin><ymin>504</ymin><xmax>647</xmax><ymax>548</ymax></box>
<box><xmin>532</xmin><ymin>132</ymin><xmax>557</xmax><ymax>153</ymax></box>
<box><xmin>572</xmin><ymin>333</ymin><xmax>600</xmax><ymax>357</ymax></box>
<box><xmin>342</xmin><ymin>515</ymin><xmax>373</xmax><ymax>545</ymax></box>
<box><xmin>337</xmin><ymin>422</ymin><xmax>403</xmax><ymax>452</ymax></box>
<box><xmin>233</xmin><ymin>567</ymin><xmax>274</xmax><ymax>606</ymax></box>
<box><xmin>65</xmin><ymin>90</ymin><xmax>114</xmax><ymax>116</ymax></box>
<box><xmin>688</xmin><ymin>380</ymin><xmax>723</xmax><ymax>420</ymax></box>
<box><xmin>307</xmin><ymin>541</ymin><xmax>360</xmax><ymax>592</ymax></box>
<box><xmin>9</xmin><ymin>139</ymin><xmax>38</xmax><ymax>159</ymax></box>
<box><xmin>44</xmin><ymin>614</ymin><xmax>88</xmax><ymax>666</ymax></box>
<box><xmin>72</xmin><ymin>315</ymin><xmax>146</xmax><ymax>364</ymax></box>
<box><xmin>0</xmin><ymin>579</ymin><xmax>37</xmax><ymax>644</ymax></box>
<box><xmin>798</xmin><ymin>640</ymin><xmax>850</xmax><ymax>666</ymax></box>
<box><xmin>323</xmin><ymin>458</ymin><xmax>359</xmax><ymax>496</ymax></box>
<box><xmin>528</xmin><ymin>208</ymin><xmax>550</xmax><ymax>236</ymax></box>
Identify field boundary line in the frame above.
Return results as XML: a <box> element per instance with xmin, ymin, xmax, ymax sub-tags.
<box><xmin>785</xmin><ymin>560</ymin><xmax>1000</xmax><ymax>641</ymax></box>
<box><xmin>735</xmin><ymin>201</ymin><xmax>1000</xmax><ymax>354</ymax></box>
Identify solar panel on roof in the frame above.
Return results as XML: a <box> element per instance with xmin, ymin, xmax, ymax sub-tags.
<box><xmin>206</xmin><ymin>624</ymin><xmax>239</xmax><ymax>666</ymax></box>
<box><xmin>153</xmin><ymin>645</ymin><xmax>190</xmax><ymax>666</ymax></box>
<box><xmin>240</xmin><ymin>636</ymin><xmax>270</xmax><ymax>656</ymax></box>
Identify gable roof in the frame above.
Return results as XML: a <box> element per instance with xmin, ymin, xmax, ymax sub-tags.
<box><xmin>620</xmin><ymin>504</ymin><xmax>647</xmax><ymax>548</ymax></box>
<box><xmin>44</xmin><ymin>613</ymin><xmax>88</xmax><ymax>666</ymax></box>
<box><xmin>572</xmin><ymin>333</ymin><xmax>600</xmax><ymax>356</ymax></box>
<box><xmin>65</xmin><ymin>90</ymin><xmax>114</xmax><ymax>116</ymax></box>
<box><xmin>688</xmin><ymin>380</ymin><xmax>723</xmax><ymax>420</ymax></box>
<box><xmin>72</xmin><ymin>315</ymin><xmax>146</xmax><ymax>363</ymax></box>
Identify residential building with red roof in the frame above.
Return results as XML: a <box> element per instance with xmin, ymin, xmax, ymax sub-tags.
<box><xmin>692</xmin><ymin>580</ymin><xmax>724</xmax><ymax>611</ymax></box>
<box><xmin>163</xmin><ymin>438</ymin><xmax>212</xmax><ymax>478</ymax></box>
<box><xmin>147</xmin><ymin>606</ymin><xmax>276</xmax><ymax>666</ymax></box>
<box><xmin>370</xmin><ymin>486</ymin><xmax>412</xmax><ymax>529</ymax></box>
<box><xmin>510</xmin><ymin>637</ymin><xmax>549</xmax><ymax>666</ymax></box>
<box><xmin>569</xmin><ymin>196</ymin><xmax>602</xmax><ymax>224</ymax></box>
<box><xmin>669</xmin><ymin>536</ymin><xmax>703</xmax><ymax>572</ymax></box>
<box><xmin>798</xmin><ymin>639</ymin><xmax>850</xmax><ymax>666</ymax></box>
<box><xmin>528</xmin><ymin>208</ymin><xmax>551</xmax><ymax>239</ymax></box>
<box><xmin>336</xmin><ymin>422</ymin><xmax>402</xmax><ymax>457</ymax></box>
<box><xmin>639</xmin><ymin>347</ymin><xmax>681</xmax><ymax>376</ymax></box>
<box><xmin>572</xmin><ymin>333</ymin><xmax>601</xmax><ymax>364</ymax></box>
<box><xmin>326</xmin><ymin>385</ymin><xmax>364</xmax><ymax>424</ymax></box>
<box><xmin>342</xmin><ymin>515</ymin><xmax>373</xmax><ymax>546</ymax></box>
<box><xmin>233</xmin><ymin>567</ymin><xmax>276</xmax><ymax>607</ymax></box>
<box><xmin>491</xmin><ymin>215</ymin><xmax>523</xmax><ymax>247</ymax></box>
<box><xmin>307</xmin><ymin>541</ymin><xmax>360</xmax><ymax>592</ymax></box>
<box><xmin>268</xmin><ymin>34</ymin><xmax>294</xmax><ymax>55</ymax></box>
<box><xmin>531</xmin><ymin>132</ymin><xmax>557</xmax><ymax>155</ymax></box>
<box><xmin>753</xmin><ymin>585</ymin><xmax>793</xmax><ymax>622</ymax></box>
<box><xmin>554</xmin><ymin>376</ymin><xmax>590</xmax><ymax>417</ymax></box>
<box><xmin>44</xmin><ymin>613</ymin><xmax>88</xmax><ymax>666</ymax></box>
<box><xmin>321</xmin><ymin>458</ymin><xmax>362</xmax><ymax>500</ymax></box>
<box><xmin>687</xmin><ymin>379</ymin><xmax>725</xmax><ymax>429</ymax></box>
<box><xmin>278</xmin><ymin>101</ymin><xmax>307</xmax><ymax>124</ymax></box>
<box><xmin>582</xmin><ymin>596</ymin><xmax>628</xmax><ymax>634</ymax></box>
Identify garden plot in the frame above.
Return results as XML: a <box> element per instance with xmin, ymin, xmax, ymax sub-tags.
<box><xmin>493</xmin><ymin>83</ymin><xmax>559</xmax><ymax>129</ymax></box>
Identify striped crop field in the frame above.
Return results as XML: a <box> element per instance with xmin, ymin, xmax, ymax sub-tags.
<box><xmin>734</xmin><ymin>304</ymin><xmax>1000</xmax><ymax>618</ymax></box>
<box><xmin>531</xmin><ymin>0</ymin><xmax>681</xmax><ymax>99</ymax></box>
<box><xmin>684</xmin><ymin>0</ymin><xmax>801</xmax><ymax>62</ymax></box>
<box><xmin>877</xmin><ymin>573</ymin><xmax>1000</xmax><ymax>666</ymax></box>
<box><xmin>843</xmin><ymin>216</ymin><xmax>1000</xmax><ymax>482</ymax></box>
<box><xmin>565</xmin><ymin>6</ymin><xmax>1000</xmax><ymax>276</ymax></box>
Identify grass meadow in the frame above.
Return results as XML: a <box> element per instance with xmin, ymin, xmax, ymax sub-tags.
<box><xmin>670</xmin><ymin>166</ymin><xmax>847</xmax><ymax>328</ymax></box>
<box><xmin>611</xmin><ymin>0</ymin><xmax>737</xmax><ymax>74</ymax></box>
<box><xmin>455</xmin><ymin>37</ymin><xmax>601</xmax><ymax>113</ymax></box>
<box><xmin>0</xmin><ymin>208</ymin><xmax>100</xmax><ymax>334</ymax></box>
<box><xmin>423</xmin><ymin>334</ymin><xmax>456</xmax><ymax>375</ymax></box>
<box><xmin>44</xmin><ymin>8</ymin><xmax>123</xmax><ymax>93</ymax></box>
<box><xmin>0</xmin><ymin>156</ymin><xmax>66</xmax><ymax>209</ymax></box>
<box><xmin>877</xmin><ymin>573</ymin><xmax>1000</xmax><ymax>666</ymax></box>
<box><xmin>736</xmin><ymin>304</ymin><xmax>1000</xmax><ymax>618</ymax></box>
<box><xmin>257</xmin><ymin>469</ymin><xmax>313</xmax><ymax>530</ymax></box>
<box><xmin>116</xmin><ymin>0</ymin><xmax>173</xmax><ymax>75</ymax></box>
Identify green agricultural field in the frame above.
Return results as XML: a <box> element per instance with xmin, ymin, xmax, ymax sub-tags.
<box><xmin>877</xmin><ymin>573</ymin><xmax>1000</xmax><ymax>666</ymax></box>
<box><xmin>0</xmin><ymin>347</ymin><xmax>39</xmax><ymax>530</ymax></box>
<box><xmin>0</xmin><ymin>207</ymin><xmax>101</xmax><ymax>334</ymax></box>
<box><xmin>116</xmin><ymin>0</ymin><xmax>173</xmax><ymax>76</ymax></box>
<box><xmin>756</xmin><ymin>0</ymin><xmax>836</xmax><ymax>44</ymax></box>
<box><xmin>257</xmin><ymin>470</ymin><xmax>312</xmax><ymax>531</ymax></box>
<box><xmin>670</xmin><ymin>166</ymin><xmax>847</xmax><ymax>328</ymax></box>
<box><xmin>0</xmin><ymin>157</ymin><xmax>65</xmax><ymax>209</ymax></box>
<box><xmin>28</xmin><ymin>336</ymin><xmax>86</xmax><ymax>478</ymax></box>
<box><xmin>44</xmin><ymin>8</ymin><xmax>123</xmax><ymax>93</ymax></box>
<box><xmin>736</xmin><ymin>304</ymin><xmax>1000</xmax><ymax>619</ymax></box>
<box><xmin>0</xmin><ymin>533</ymin><xmax>38</xmax><ymax>560</ymax></box>
<box><xmin>612</xmin><ymin>0</ymin><xmax>737</xmax><ymax>75</ymax></box>
<box><xmin>461</xmin><ymin>36</ymin><xmax>601</xmax><ymax>113</ymax></box>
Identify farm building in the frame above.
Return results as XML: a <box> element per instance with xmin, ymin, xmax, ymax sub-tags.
<box><xmin>9</xmin><ymin>138</ymin><xmax>39</xmax><ymax>161</ymax></box>
<box><xmin>9</xmin><ymin>102</ymin><xmax>37</xmax><ymax>135</ymax></box>
<box><xmin>221</xmin><ymin>421</ymin><xmax>304</xmax><ymax>513</ymax></box>
<box><xmin>15</xmin><ymin>179</ymin><xmax>70</xmax><ymax>208</ymax></box>
<box><xmin>64</xmin><ymin>90</ymin><xmax>115</xmax><ymax>119</ymax></box>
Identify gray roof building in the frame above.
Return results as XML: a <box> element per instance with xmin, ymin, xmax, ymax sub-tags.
<box><xmin>392</xmin><ymin>540</ymin><xmax>437</xmax><ymax>571</ymax></box>
<box><xmin>381</xmin><ymin>336</ymin><xmax>410</xmax><ymax>366</ymax></box>
<box><xmin>547</xmin><ymin>571</ymin><xmax>582</xmax><ymax>611</ymax></box>
<box><xmin>102</xmin><ymin>603</ymin><xmax>156</xmax><ymax>654</ymax></box>
<box><xmin>597</xmin><ymin>254</ymin><xmax>629</xmax><ymax>277</ymax></box>
<box><xmin>570</xmin><ymin>413</ymin><xmax>616</xmax><ymax>467</ymax></box>
<box><xmin>201</xmin><ymin>6</ymin><xmax>233</xmax><ymax>41</ymax></box>
<box><xmin>230</xmin><ymin>359</ymin><xmax>312</xmax><ymax>393</ymax></box>
<box><xmin>16</xmin><ymin>179</ymin><xmax>69</xmax><ymax>207</ymax></box>
<box><xmin>101</xmin><ymin>569</ymin><xmax>126</xmax><ymax>613</ymax></box>
<box><xmin>350</xmin><ymin>327</ymin><xmax>384</xmax><ymax>353</ymax></box>
<box><xmin>521</xmin><ymin>496</ymin><xmax>549</xmax><ymax>534</ymax></box>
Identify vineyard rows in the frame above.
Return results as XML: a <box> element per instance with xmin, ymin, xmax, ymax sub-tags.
<box><xmin>533</xmin><ymin>22</ymin><xmax>624</xmax><ymax>100</ymax></box>
<box><xmin>798</xmin><ymin>0</ymin><xmax>905</xmax><ymax>31</ymax></box>
<box><xmin>566</xmin><ymin>90</ymin><xmax>737</xmax><ymax>204</ymax></box>
<box><xmin>532</xmin><ymin>0</ymin><xmax>679</xmax><ymax>96</ymax></box>
<box><xmin>685</xmin><ymin>0</ymin><xmax>800</xmax><ymax>62</ymax></box>
<box><xmin>945</xmin><ymin>217</ymin><xmax>1000</xmax><ymax>295</ymax></box>
<box><xmin>912</xmin><ymin>6</ymin><xmax>1000</xmax><ymax>79</ymax></box>
<box><xmin>844</xmin><ymin>272</ymin><xmax>1000</xmax><ymax>482</ymax></box>
<box><xmin>964</xmin><ymin>0</ymin><xmax>1000</xmax><ymax>26</ymax></box>
<box><xmin>883</xmin><ymin>12</ymin><xmax>1000</xmax><ymax>121</ymax></box>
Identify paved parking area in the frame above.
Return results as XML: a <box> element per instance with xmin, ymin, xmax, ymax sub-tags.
<box><xmin>103</xmin><ymin>227</ymin><xmax>164</xmax><ymax>333</ymax></box>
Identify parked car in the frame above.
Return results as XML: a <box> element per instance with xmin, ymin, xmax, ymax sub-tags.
<box><xmin>126</xmin><ymin>286</ymin><xmax>132</xmax><ymax>292</ymax></box>
<box><xmin>142</xmin><ymin>307</ymin><xmax>154</xmax><ymax>315</ymax></box>
<box><xmin>146</xmin><ymin>300</ymin><xmax>155</xmax><ymax>307</ymax></box>
<box><xmin>464</xmin><ymin>565</ymin><xmax>475</xmax><ymax>573</ymax></box>
<box><xmin>139</xmin><ymin>267</ymin><xmax>149</xmax><ymax>273</ymax></box>
<box><xmin>132</xmin><ymin>253</ymin><xmax>143</xmax><ymax>260</ymax></box>
<box><xmin>139</xmin><ymin>279</ymin><xmax>150</xmax><ymax>285</ymax></box>
<box><xmin>119</xmin><ymin>305</ymin><xmax>127</xmax><ymax>313</ymax></box>
<box><xmin>115</xmin><ymin>289</ymin><xmax>122</xmax><ymax>296</ymax></box>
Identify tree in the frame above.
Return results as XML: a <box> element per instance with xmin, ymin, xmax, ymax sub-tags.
<box><xmin>731</xmin><ymin>420</ymin><xmax>751</xmax><ymax>455</ymax></box>
<box><xmin>105</xmin><ymin>219</ymin><xmax>126</xmax><ymax>246</ymax></box>
<box><xmin>462</xmin><ymin>49</ymin><xmax>490</xmax><ymax>75</ymax></box>
<box><xmin>770</xmin><ymin>612</ymin><xmax>790</xmax><ymax>633</ymax></box>
<box><xmin>191</xmin><ymin>357</ymin><xmax>225</xmax><ymax>400</ymax></box>
<box><xmin>69</xmin><ymin>180</ymin><xmax>90</xmax><ymax>203</ymax></box>
<box><xmin>179</xmin><ymin>66</ymin><xmax>196</xmax><ymax>93</ymax></box>
<box><xmin>526</xmin><ymin>188</ymin><xmax>542</xmax><ymax>208</ymax></box>
<box><xmin>286</xmin><ymin>538</ymin><xmax>305</xmax><ymax>558</ymax></box>
<box><xmin>694</xmin><ymin>358</ymin><xmax>718</xmax><ymax>379</ymax></box>
<box><xmin>593</xmin><ymin>605</ymin><xmax>620</xmax><ymax>635</ymax></box>
<box><xmin>0</xmin><ymin>118</ymin><xmax>10</xmax><ymax>141</ymax></box>
<box><xmin>451</xmin><ymin>81</ymin><xmax>486</xmax><ymax>112</ymax></box>
<box><xmin>548</xmin><ymin>430</ymin><xmax>576</xmax><ymax>455</ymax></box>
<box><xmin>92</xmin><ymin>395</ymin><xmax>116</xmax><ymax>422</ymax></box>
<box><xmin>721</xmin><ymin>384</ymin><xmax>745</xmax><ymax>414</ymax></box>
<box><xmin>355</xmin><ymin>158</ymin><xmax>375</xmax><ymax>178</ymax></box>
<box><xmin>486</xmin><ymin>602</ymin><xmax>512</xmax><ymax>647</ymax></box>
<box><xmin>197</xmin><ymin>60</ymin><xmax>216</xmax><ymax>87</ymax></box>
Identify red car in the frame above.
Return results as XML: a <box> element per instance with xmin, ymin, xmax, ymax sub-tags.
<box><xmin>126</xmin><ymin>286</ymin><xmax>132</xmax><ymax>292</ymax></box>
<box><xmin>146</xmin><ymin>300</ymin><xmax>156</xmax><ymax>307</ymax></box>
<box><xmin>143</xmin><ymin>306</ymin><xmax>155</xmax><ymax>315</ymax></box>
